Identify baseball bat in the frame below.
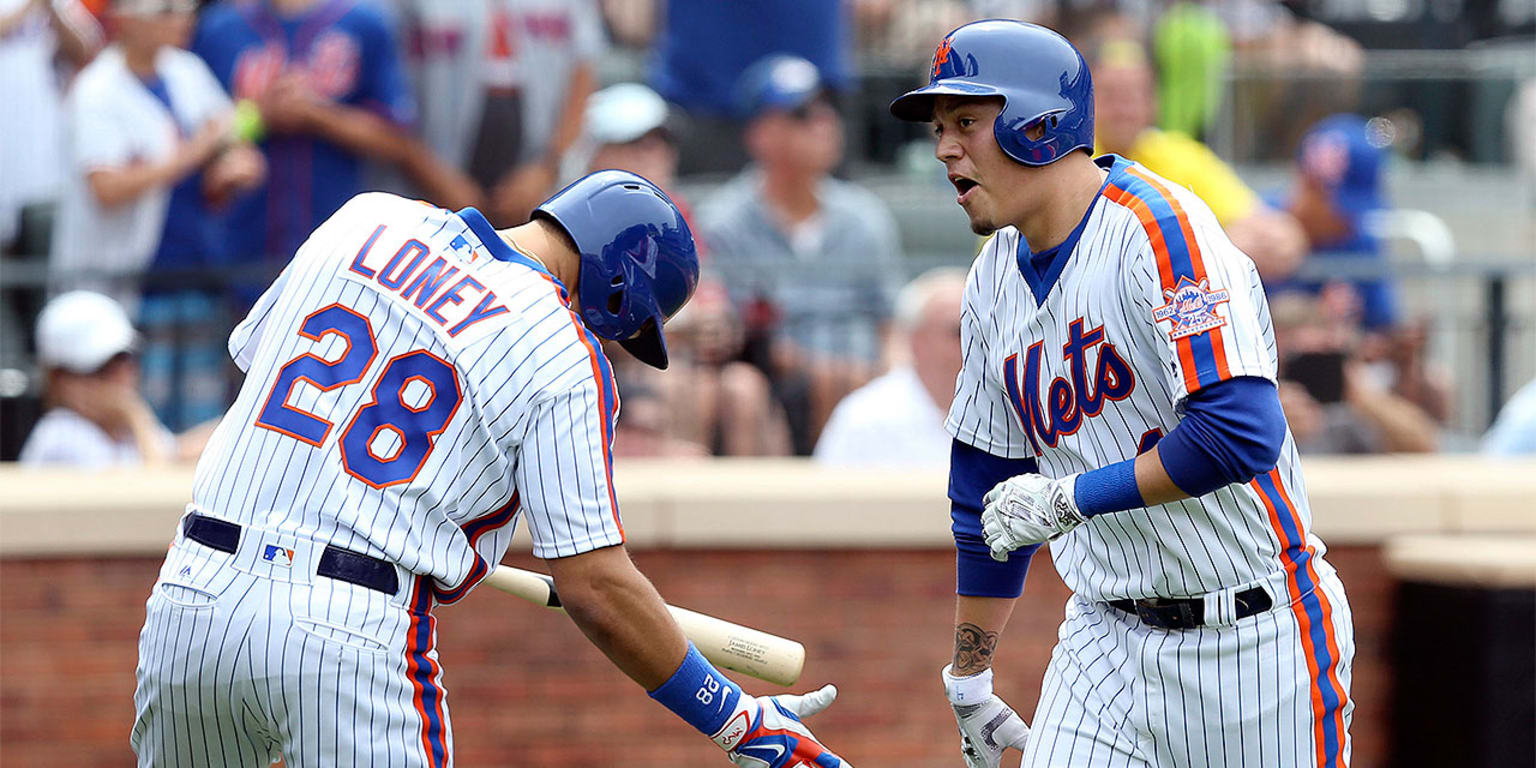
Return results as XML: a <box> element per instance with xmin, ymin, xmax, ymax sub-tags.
<box><xmin>483</xmin><ymin>566</ymin><xmax>806</xmax><ymax>687</ymax></box>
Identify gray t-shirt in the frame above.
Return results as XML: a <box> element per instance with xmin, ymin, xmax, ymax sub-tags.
<box><xmin>697</xmin><ymin>169</ymin><xmax>905</xmax><ymax>362</ymax></box>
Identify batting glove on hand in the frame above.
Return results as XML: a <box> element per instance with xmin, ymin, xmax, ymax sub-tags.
<box><xmin>942</xmin><ymin>666</ymin><xmax>1030</xmax><ymax>768</ymax></box>
<box><xmin>713</xmin><ymin>684</ymin><xmax>851</xmax><ymax>768</ymax></box>
<box><xmin>981</xmin><ymin>472</ymin><xmax>1085</xmax><ymax>560</ymax></box>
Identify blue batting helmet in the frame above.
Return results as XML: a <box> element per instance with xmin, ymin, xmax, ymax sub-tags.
<box><xmin>533</xmin><ymin>170</ymin><xmax>699</xmax><ymax>369</ymax></box>
<box><xmin>889</xmin><ymin>20</ymin><xmax>1094</xmax><ymax>166</ymax></box>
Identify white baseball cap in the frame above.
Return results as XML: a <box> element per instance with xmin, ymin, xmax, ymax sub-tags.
<box><xmin>35</xmin><ymin>291</ymin><xmax>138</xmax><ymax>373</ymax></box>
<box><xmin>584</xmin><ymin>83</ymin><xmax>671</xmax><ymax>146</ymax></box>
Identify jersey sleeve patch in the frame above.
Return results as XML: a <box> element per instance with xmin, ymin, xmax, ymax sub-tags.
<box><xmin>1152</xmin><ymin>276</ymin><xmax>1229</xmax><ymax>340</ymax></box>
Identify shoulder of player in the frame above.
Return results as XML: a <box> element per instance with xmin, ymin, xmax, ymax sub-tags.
<box><xmin>332</xmin><ymin>191</ymin><xmax>429</xmax><ymax>226</ymax></box>
<box><xmin>963</xmin><ymin>229</ymin><xmax>1015</xmax><ymax>301</ymax></box>
<box><xmin>489</xmin><ymin>310</ymin><xmax>616</xmax><ymax>409</ymax></box>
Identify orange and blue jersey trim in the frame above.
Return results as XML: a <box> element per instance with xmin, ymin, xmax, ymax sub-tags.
<box><xmin>570</xmin><ymin>321</ymin><xmax>625</xmax><ymax>538</ymax></box>
<box><xmin>456</xmin><ymin>205</ymin><xmax>625</xmax><ymax>538</ymax></box>
<box><xmin>1251</xmin><ymin>469</ymin><xmax>1350</xmax><ymax>768</ymax></box>
<box><xmin>1103</xmin><ymin>162</ymin><xmax>1233</xmax><ymax>394</ymax></box>
<box><xmin>407</xmin><ymin>578</ymin><xmax>450</xmax><ymax>768</ymax></box>
<box><xmin>433</xmin><ymin>492</ymin><xmax>522</xmax><ymax>605</ymax></box>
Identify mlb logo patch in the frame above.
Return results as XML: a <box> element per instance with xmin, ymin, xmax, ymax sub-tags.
<box><xmin>1153</xmin><ymin>276</ymin><xmax>1229</xmax><ymax>340</ymax></box>
<box><xmin>262</xmin><ymin>544</ymin><xmax>296</xmax><ymax>568</ymax></box>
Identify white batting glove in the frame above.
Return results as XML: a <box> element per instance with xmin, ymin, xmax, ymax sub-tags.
<box><xmin>981</xmin><ymin>472</ymin><xmax>1085</xmax><ymax>560</ymax></box>
<box><xmin>942</xmin><ymin>666</ymin><xmax>1030</xmax><ymax>768</ymax></box>
<box><xmin>715</xmin><ymin>684</ymin><xmax>852</xmax><ymax>768</ymax></box>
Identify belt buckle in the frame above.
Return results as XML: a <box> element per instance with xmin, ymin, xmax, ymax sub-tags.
<box><xmin>1136</xmin><ymin>598</ymin><xmax>1200</xmax><ymax>630</ymax></box>
<box><xmin>1134</xmin><ymin>601</ymin><xmax>1164</xmax><ymax>627</ymax></box>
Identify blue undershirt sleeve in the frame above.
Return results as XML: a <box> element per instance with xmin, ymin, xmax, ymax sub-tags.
<box><xmin>950</xmin><ymin>439</ymin><xmax>1039</xmax><ymax>598</ymax></box>
<box><xmin>1073</xmin><ymin>376</ymin><xmax>1286</xmax><ymax>516</ymax></box>
<box><xmin>1156</xmin><ymin>376</ymin><xmax>1287</xmax><ymax>497</ymax></box>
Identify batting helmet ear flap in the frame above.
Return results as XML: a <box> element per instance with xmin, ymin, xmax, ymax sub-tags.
<box><xmin>618</xmin><ymin>314</ymin><xmax>669</xmax><ymax>370</ymax></box>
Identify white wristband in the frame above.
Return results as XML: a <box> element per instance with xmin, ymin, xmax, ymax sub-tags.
<box><xmin>942</xmin><ymin>664</ymin><xmax>994</xmax><ymax>705</ymax></box>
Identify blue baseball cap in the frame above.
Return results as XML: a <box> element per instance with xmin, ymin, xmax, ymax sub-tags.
<box><xmin>735</xmin><ymin>54</ymin><xmax>827</xmax><ymax>119</ymax></box>
<box><xmin>1297</xmin><ymin>114</ymin><xmax>1391</xmax><ymax>220</ymax></box>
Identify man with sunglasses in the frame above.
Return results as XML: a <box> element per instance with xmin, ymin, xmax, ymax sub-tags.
<box><xmin>698</xmin><ymin>53</ymin><xmax>905</xmax><ymax>453</ymax></box>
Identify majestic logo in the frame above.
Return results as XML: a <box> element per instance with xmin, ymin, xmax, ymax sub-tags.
<box><xmin>1153</xmin><ymin>277</ymin><xmax>1229</xmax><ymax>340</ymax></box>
<box><xmin>262</xmin><ymin>545</ymin><xmax>296</xmax><ymax>568</ymax></box>
<box><xmin>932</xmin><ymin>36</ymin><xmax>953</xmax><ymax>78</ymax></box>
<box><xmin>1003</xmin><ymin>319</ymin><xmax>1136</xmax><ymax>453</ymax></box>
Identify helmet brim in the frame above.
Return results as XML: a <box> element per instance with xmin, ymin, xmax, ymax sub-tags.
<box><xmin>618</xmin><ymin>318</ymin><xmax>670</xmax><ymax>370</ymax></box>
<box><xmin>889</xmin><ymin>81</ymin><xmax>1004</xmax><ymax>122</ymax></box>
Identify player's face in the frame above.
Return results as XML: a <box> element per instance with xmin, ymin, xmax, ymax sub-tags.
<box><xmin>931</xmin><ymin>96</ymin><xmax>1035</xmax><ymax>235</ymax></box>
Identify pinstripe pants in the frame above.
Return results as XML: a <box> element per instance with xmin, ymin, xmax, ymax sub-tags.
<box><xmin>132</xmin><ymin>532</ymin><xmax>453</xmax><ymax>768</ymax></box>
<box><xmin>1021</xmin><ymin>561</ymin><xmax>1354</xmax><ymax>768</ymax></box>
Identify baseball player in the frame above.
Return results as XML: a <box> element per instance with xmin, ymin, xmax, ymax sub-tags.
<box><xmin>131</xmin><ymin>170</ymin><xmax>850</xmax><ymax>768</ymax></box>
<box><xmin>890</xmin><ymin>21</ymin><xmax>1354</xmax><ymax>768</ymax></box>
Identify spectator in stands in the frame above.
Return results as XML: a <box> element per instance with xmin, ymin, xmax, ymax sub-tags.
<box><xmin>814</xmin><ymin>268</ymin><xmax>964</xmax><ymax>467</ymax></box>
<box><xmin>1274</xmin><ymin>113</ymin><xmax>1401</xmax><ymax>332</ymax></box>
<box><xmin>1483</xmin><ymin>378</ymin><xmax>1536</xmax><ymax>456</ymax></box>
<box><xmin>1276</xmin><ymin>115</ymin><xmax>1459</xmax><ymax>426</ymax></box>
<box><xmin>19</xmin><ymin>291</ymin><xmax>211</xmax><ymax>466</ymax></box>
<box><xmin>580</xmin><ymin>84</ymin><xmax>791</xmax><ymax>457</ymax></box>
<box><xmin>0</xmin><ymin>0</ymin><xmax>100</xmax><ymax>370</ymax></box>
<box><xmin>1271</xmin><ymin>291</ymin><xmax>1437</xmax><ymax>454</ymax></box>
<box><xmin>1090</xmin><ymin>38</ymin><xmax>1308</xmax><ymax>279</ymax></box>
<box><xmin>50</xmin><ymin>0</ymin><xmax>265</xmax><ymax>312</ymax></box>
<box><xmin>698</xmin><ymin>54</ymin><xmax>905</xmax><ymax>453</ymax></box>
<box><xmin>573</xmin><ymin>82</ymin><xmax>684</xmax><ymax>205</ymax></box>
<box><xmin>192</xmin><ymin>0</ymin><xmax>473</xmax><ymax>272</ymax></box>
<box><xmin>390</xmin><ymin>0</ymin><xmax>602</xmax><ymax>225</ymax></box>
<box><xmin>647</xmin><ymin>0</ymin><xmax>851</xmax><ymax>175</ymax></box>
<box><xmin>605</xmin><ymin>285</ymin><xmax>793</xmax><ymax>459</ymax></box>
<box><xmin>0</xmin><ymin>0</ymin><xmax>98</xmax><ymax>251</ymax></box>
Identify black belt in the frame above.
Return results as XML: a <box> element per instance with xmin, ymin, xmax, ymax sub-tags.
<box><xmin>1108</xmin><ymin>586</ymin><xmax>1273</xmax><ymax>630</ymax></box>
<box><xmin>182</xmin><ymin>514</ymin><xmax>399</xmax><ymax>596</ymax></box>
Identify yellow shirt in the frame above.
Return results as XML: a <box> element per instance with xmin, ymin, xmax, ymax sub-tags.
<box><xmin>1099</xmin><ymin>128</ymin><xmax>1259</xmax><ymax>226</ymax></box>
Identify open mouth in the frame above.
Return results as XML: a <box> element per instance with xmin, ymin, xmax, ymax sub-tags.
<box><xmin>950</xmin><ymin>174</ymin><xmax>980</xmax><ymax>203</ymax></box>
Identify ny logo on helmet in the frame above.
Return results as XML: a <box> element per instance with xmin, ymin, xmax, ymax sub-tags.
<box><xmin>932</xmin><ymin>37</ymin><xmax>953</xmax><ymax>78</ymax></box>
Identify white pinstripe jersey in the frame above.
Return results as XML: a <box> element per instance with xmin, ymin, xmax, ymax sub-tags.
<box><xmin>947</xmin><ymin>156</ymin><xmax>1325</xmax><ymax>602</ymax></box>
<box><xmin>192</xmin><ymin>192</ymin><xmax>624</xmax><ymax>602</ymax></box>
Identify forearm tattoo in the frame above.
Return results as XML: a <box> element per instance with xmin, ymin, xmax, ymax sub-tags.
<box><xmin>953</xmin><ymin>622</ymin><xmax>999</xmax><ymax>676</ymax></box>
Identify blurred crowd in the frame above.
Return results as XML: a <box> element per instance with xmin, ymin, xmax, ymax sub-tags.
<box><xmin>2</xmin><ymin>0</ymin><xmax>1533</xmax><ymax>467</ymax></box>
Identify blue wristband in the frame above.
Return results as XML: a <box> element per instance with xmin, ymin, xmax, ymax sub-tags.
<box><xmin>648</xmin><ymin>643</ymin><xmax>743</xmax><ymax>737</ymax></box>
<box><xmin>1073</xmin><ymin>458</ymin><xmax>1144</xmax><ymax>517</ymax></box>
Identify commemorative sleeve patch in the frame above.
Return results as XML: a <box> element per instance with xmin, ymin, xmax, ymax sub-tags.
<box><xmin>1153</xmin><ymin>276</ymin><xmax>1230</xmax><ymax>340</ymax></box>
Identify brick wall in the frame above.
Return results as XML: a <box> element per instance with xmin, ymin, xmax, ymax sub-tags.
<box><xmin>0</xmin><ymin>547</ymin><xmax>1392</xmax><ymax>767</ymax></box>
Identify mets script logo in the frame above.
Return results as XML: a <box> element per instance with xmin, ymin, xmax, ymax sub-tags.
<box><xmin>932</xmin><ymin>37</ymin><xmax>953</xmax><ymax>77</ymax></box>
<box><xmin>1003</xmin><ymin>319</ymin><xmax>1136</xmax><ymax>453</ymax></box>
<box><xmin>1153</xmin><ymin>277</ymin><xmax>1229</xmax><ymax>340</ymax></box>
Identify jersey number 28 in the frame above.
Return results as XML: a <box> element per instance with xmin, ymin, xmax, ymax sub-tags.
<box><xmin>254</xmin><ymin>304</ymin><xmax>462</xmax><ymax>488</ymax></box>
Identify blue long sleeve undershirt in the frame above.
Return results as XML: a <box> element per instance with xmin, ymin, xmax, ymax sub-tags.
<box><xmin>1075</xmin><ymin>376</ymin><xmax>1287</xmax><ymax>516</ymax></box>
<box><xmin>949</xmin><ymin>439</ymin><xmax>1038</xmax><ymax>598</ymax></box>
